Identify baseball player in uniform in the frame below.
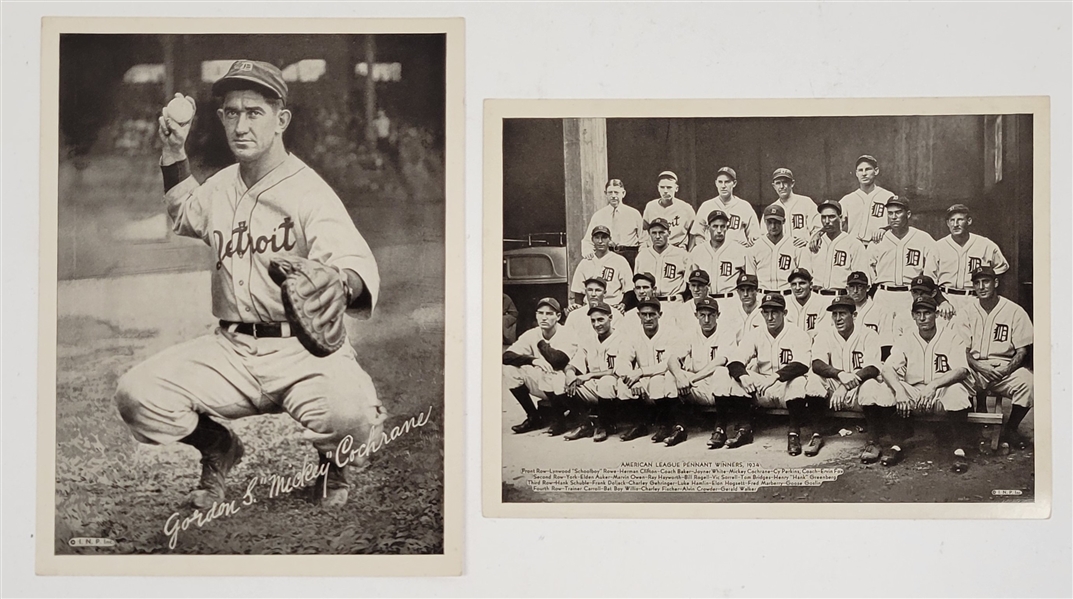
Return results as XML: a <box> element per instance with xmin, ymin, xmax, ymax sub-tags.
<box><xmin>746</xmin><ymin>204</ymin><xmax>808</xmax><ymax>295</ymax></box>
<box><xmin>687</xmin><ymin>209</ymin><xmax>749</xmax><ymax>316</ymax></box>
<box><xmin>619</xmin><ymin>271</ymin><xmax>657</xmax><ymax>337</ymax></box>
<box><xmin>669</xmin><ymin>296</ymin><xmax>749</xmax><ymax>449</ymax></box>
<box><xmin>785</xmin><ymin>268</ymin><xmax>830</xmax><ymax>339</ymax></box>
<box><xmin>935</xmin><ymin>203</ymin><xmax>1011</xmax><ymax>314</ymax></box>
<box><xmin>635</xmin><ymin>217</ymin><xmax>690</xmax><ymax>303</ymax></box>
<box><xmin>725</xmin><ymin>273</ymin><xmax>766</xmax><ymax>344</ymax></box>
<box><xmin>767</xmin><ymin>168</ymin><xmax>819</xmax><ymax>249</ymax></box>
<box><xmin>728</xmin><ymin>293</ymin><xmax>814</xmax><ymax>455</ymax></box>
<box><xmin>866</xmin><ymin>195</ymin><xmax>942</xmax><ymax>325</ymax></box>
<box><xmin>879</xmin><ymin>275</ymin><xmax>957</xmax><ymax>350</ymax></box>
<box><xmin>503</xmin><ymin>298</ymin><xmax>580</xmax><ymax>436</ymax></box>
<box><xmin>570</xmin><ymin>225</ymin><xmax>633</xmax><ymax>309</ymax></box>
<box><xmin>670</xmin><ymin>269</ymin><xmax>719</xmax><ymax>334</ymax></box>
<box><xmin>844</xmin><ymin>271</ymin><xmax>886</xmax><ymax>340</ymax></box>
<box><xmin>692</xmin><ymin>166</ymin><xmax>760</xmax><ymax>248</ymax></box>
<box><xmin>642</xmin><ymin>171</ymin><xmax>696</xmax><ymax>250</ymax></box>
<box><xmin>838</xmin><ymin>155</ymin><xmax>895</xmax><ymax>246</ymax></box>
<box><xmin>114</xmin><ymin>61</ymin><xmax>383</xmax><ymax>509</ymax></box>
<box><xmin>614</xmin><ymin>298</ymin><xmax>681</xmax><ymax>442</ymax></box>
<box><xmin>960</xmin><ymin>266</ymin><xmax>1034</xmax><ymax>450</ymax></box>
<box><xmin>807</xmin><ymin>296</ymin><xmax>895</xmax><ymax>463</ymax></box>
<box><xmin>563</xmin><ymin>277</ymin><xmax>617</xmax><ymax>340</ymax></box>
<box><xmin>562</xmin><ymin>301</ymin><xmax>629</xmax><ymax>442</ymax></box>
<box><xmin>882</xmin><ymin>296</ymin><xmax>975</xmax><ymax>472</ymax></box>
<box><xmin>581</xmin><ymin>178</ymin><xmax>644</xmax><ymax>268</ymax></box>
<box><xmin>811</xmin><ymin>200</ymin><xmax>866</xmax><ymax>297</ymax></box>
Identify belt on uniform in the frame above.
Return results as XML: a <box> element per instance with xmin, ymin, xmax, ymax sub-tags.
<box><xmin>220</xmin><ymin>320</ymin><xmax>293</xmax><ymax>338</ymax></box>
<box><xmin>654</xmin><ymin>295</ymin><xmax>682</xmax><ymax>302</ymax></box>
<box><xmin>709</xmin><ymin>292</ymin><xmax>735</xmax><ymax>299</ymax></box>
<box><xmin>613</xmin><ymin>245</ymin><xmax>640</xmax><ymax>251</ymax></box>
<box><xmin>941</xmin><ymin>287</ymin><xmax>977</xmax><ymax>296</ymax></box>
<box><xmin>877</xmin><ymin>284</ymin><xmax>909</xmax><ymax>292</ymax></box>
<box><xmin>761</xmin><ymin>289</ymin><xmax>793</xmax><ymax>296</ymax></box>
<box><xmin>815</xmin><ymin>288</ymin><xmax>847</xmax><ymax>296</ymax></box>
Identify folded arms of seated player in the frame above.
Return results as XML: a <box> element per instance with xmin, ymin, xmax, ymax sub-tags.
<box><xmin>726</xmin><ymin>359</ymin><xmax>809</xmax><ymax>394</ymax></box>
<box><xmin>881</xmin><ymin>360</ymin><xmax>969</xmax><ymax>417</ymax></box>
<box><xmin>564</xmin><ymin>361</ymin><xmax>615</xmax><ymax>396</ymax></box>
<box><xmin>669</xmin><ymin>351</ymin><xmax>727</xmax><ymax>394</ymax></box>
<box><xmin>967</xmin><ymin>346</ymin><xmax>1028</xmax><ymax>387</ymax></box>
<box><xmin>812</xmin><ymin>359</ymin><xmax>880</xmax><ymax>391</ymax></box>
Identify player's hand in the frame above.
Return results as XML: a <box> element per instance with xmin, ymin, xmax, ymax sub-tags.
<box><xmin>675</xmin><ymin>375</ymin><xmax>692</xmax><ymax>395</ymax></box>
<box><xmin>582</xmin><ymin>252</ymin><xmax>595</xmax><ymax>260</ymax></box>
<box><xmin>896</xmin><ymin>397</ymin><xmax>913</xmax><ymax>418</ymax></box>
<box><xmin>566</xmin><ymin>377</ymin><xmax>582</xmax><ymax>396</ymax></box>
<box><xmin>871</xmin><ymin>229</ymin><xmax>887</xmax><ymax>244</ymax></box>
<box><xmin>975</xmin><ymin>362</ymin><xmax>1003</xmax><ymax>385</ymax></box>
<box><xmin>920</xmin><ymin>382</ymin><xmax>938</xmax><ymax>402</ymax></box>
<box><xmin>807</xmin><ymin>231</ymin><xmax>823</xmax><ymax>253</ymax></box>
<box><xmin>738</xmin><ymin>374</ymin><xmax>756</xmax><ymax>394</ymax></box>
<box><xmin>534</xmin><ymin>358</ymin><xmax>554</xmax><ymax>373</ymax></box>
<box><xmin>792</xmin><ymin>236</ymin><xmax>808</xmax><ymax>248</ymax></box>
<box><xmin>631</xmin><ymin>384</ymin><xmax>648</xmax><ymax>400</ymax></box>
<box><xmin>739</xmin><ymin>237</ymin><xmax>755</xmax><ymax>248</ymax></box>
<box><xmin>836</xmin><ymin>371</ymin><xmax>861</xmax><ymax>389</ymax></box>
<box><xmin>938</xmin><ymin>301</ymin><xmax>956</xmax><ymax>320</ymax></box>
<box><xmin>622</xmin><ymin>369</ymin><xmax>641</xmax><ymax>387</ymax></box>
<box><xmin>613</xmin><ymin>303</ymin><xmax>626</xmax><ymax>315</ymax></box>
<box><xmin>311</xmin><ymin>272</ymin><xmax>349</xmax><ymax>330</ymax></box>
<box><xmin>158</xmin><ymin>93</ymin><xmax>196</xmax><ymax>162</ymax></box>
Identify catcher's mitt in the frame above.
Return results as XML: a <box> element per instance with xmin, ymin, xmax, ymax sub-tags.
<box><xmin>269</xmin><ymin>256</ymin><xmax>349</xmax><ymax>357</ymax></box>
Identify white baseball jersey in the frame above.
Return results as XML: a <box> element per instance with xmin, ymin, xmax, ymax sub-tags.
<box><xmin>867</xmin><ymin>227</ymin><xmax>939</xmax><ymax>285</ymax></box>
<box><xmin>746</xmin><ymin>235</ymin><xmax>807</xmax><ymax>291</ymax></box>
<box><xmin>850</xmin><ymin>298</ymin><xmax>886</xmax><ymax>337</ymax></box>
<box><xmin>692</xmin><ymin>195</ymin><xmax>761</xmax><ymax>247</ymax></box>
<box><xmin>734</xmin><ymin>324</ymin><xmax>813</xmax><ymax>377</ymax></box>
<box><xmin>768</xmin><ymin>194</ymin><xmax>819</xmax><ymax>245</ymax></box>
<box><xmin>686</xmin><ymin>240</ymin><xmax>749</xmax><ymax>295</ymax></box>
<box><xmin>812</xmin><ymin>230</ymin><xmax>867</xmax><ymax>290</ymax></box>
<box><xmin>935</xmin><ymin>233</ymin><xmax>1011</xmax><ymax>291</ymax></box>
<box><xmin>166</xmin><ymin>154</ymin><xmax>380</xmax><ymax>322</ymax></box>
<box><xmin>569</xmin><ymin>327</ymin><xmax>627</xmax><ymax>375</ymax></box>
<box><xmin>614</xmin><ymin>326</ymin><xmax>679</xmax><ymax>375</ymax></box>
<box><xmin>506</xmin><ymin>324</ymin><xmax>580</xmax><ymax>366</ymax></box>
<box><xmin>812</xmin><ymin>325</ymin><xmax>882</xmax><ymax>373</ymax></box>
<box><xmin>725</xmin><ymin>301</ymin><xmax>768</xmax><ymax>344</ymax></box>
<box><xmin>785</xmin><ymin>293</ymin><xmax>830</xmax><ymax>338</ymax></box>
<box><xmin>885</xmin><ymin>321</ymin><xmax>968</xmax><ymax>385</ymax></box>
<box><xmin>642</xmin><ymin>198</ymin><xmax>696</xmax><ymax>248</ymax></box>
<box><xmin>570</xmin><ymin>251</ymin><xmax>633</xmax><ymax>305</ymax></box>
<box><xmin>839</xmin><ymin>185</ymin><xmax>895</xmax><ymax>244</ymax></box>
<box><xmin>581</xmin><ymin>203</ymin><xmax>645</xmax><ymax>256</ymax></box>
<box><xmin>958</xmin><ymin>296</ymin><xmax>1033</xmax><ymax>362</ymax></box>
<box><xmin>635</xmin><ymin>244</ymin><xmax>691</xmax><ymax>297</ymax></box>
<box><xmin>678</xmin><ymin>325</ymin><xmax>738</xmax><ymax>372</ymax></box>
<box><xmin>563</xmin><ymin>305</ymin><xmax>619</xmax><ymax>340</ymax></box>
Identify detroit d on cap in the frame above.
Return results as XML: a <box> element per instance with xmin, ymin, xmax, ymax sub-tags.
<box><xmin>535</xmin><ymin>297</ymin><xmax>562</xmax><ymax>313</ymax></box>
<box><xmin>760</xmin><ymin>292</ymin><xmax>786</xmax><ymax>309</ymax></box>
<box><xmin>763</xmin><ymin>204</ymin><xmax>786</xmax><ymax>221</ymax></box>
<box><xmin>212</xmin><ymin>60</ymin><xmax>289</xmax><ymax>104</ymax></box>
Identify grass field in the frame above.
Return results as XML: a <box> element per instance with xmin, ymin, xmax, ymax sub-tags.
<box><xmin>53</xmin><ymin>148</ymin><xmax>448</xmax><ymax>555</ymax></box>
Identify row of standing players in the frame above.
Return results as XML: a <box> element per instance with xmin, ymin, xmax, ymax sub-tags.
<box><xmin>503</xmin><ymin>156</ymin><xmax>1034</xmax><ymax>472</ymax></box>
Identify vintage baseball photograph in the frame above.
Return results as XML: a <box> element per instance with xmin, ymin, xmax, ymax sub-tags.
<box><xmin>37</xmin><ymin>18</ymin><xmax>464</xmax><ymax>575</ymax></box>
<box><xmin>483</xmin><ymin>98</ymin><xmax>1051</xmax><ymax>518</ymax></box>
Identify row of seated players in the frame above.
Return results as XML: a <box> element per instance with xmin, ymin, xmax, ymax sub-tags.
<box><xmin>503</xmin><ymin>266</ymin><xmax>1033</xmax><ymax>473</ymax></box>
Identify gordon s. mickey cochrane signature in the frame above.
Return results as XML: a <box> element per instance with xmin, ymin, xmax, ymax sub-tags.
<box><xmin>163</xmin><ymin>405</ymin><xmax>434</xmax><ymax>550</ymax></box>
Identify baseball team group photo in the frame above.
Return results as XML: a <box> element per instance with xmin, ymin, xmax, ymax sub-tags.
<box><xmin>42</xmin><ymin>25</ymin><xmax>462</xmax><ymax>567</ymax></box>
<box><xmin>494</xmin><ymin>107</ymin><xmax>1045</xmax><ymax>506</ymax></box>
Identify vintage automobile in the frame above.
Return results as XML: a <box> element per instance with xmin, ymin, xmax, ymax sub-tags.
<box><xmin>502</xmin><ymin>233</ymin><xmax>568</xmax><ymax>336</ymax></box>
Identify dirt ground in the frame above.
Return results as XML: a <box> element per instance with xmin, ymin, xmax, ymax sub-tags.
<box><xmin>53</xmin><ymin>152</ymin><xmax>447</xmax><ymax>555</ymax></box>
<box><xmin>499</xmin><ymin>393</ymin><xmax>1036</xmax><ymax>504</ymax></box>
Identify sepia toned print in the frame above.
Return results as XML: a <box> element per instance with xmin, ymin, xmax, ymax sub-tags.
<box><xmin>484</xmin><ymin>98</ymin><xmax>1051</xmax><ymax>519</ymax></box>
<box><xmin>38</xmin><ymin>18</ymin><xmax>463</xmax><ymax>576</ymax></box>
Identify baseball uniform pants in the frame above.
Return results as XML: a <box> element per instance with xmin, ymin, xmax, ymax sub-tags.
<box><xmin>115</xmin><ymin>327</ymin><xmax>385</xmax><ymax>456</ymax></box>
<box><xmin>629</xmin><ymin>372</ymin><xmax>678</xmax><ymax>402</ymax></box>
<box><xmin>503</xmin><ymin>364</ymin><xmax>568</xmax><ymax>399</ymax></box>
<box><xmin>889</xmin><ymin>379</ymin><xmax>973</xmax><ymax>412</ymax></box>
<box><xmin>872</xmin><ymin>288</ymin><xmax>912</xmax><ymax>323</ymax></box>
<box><xmin>743</xmin><ymin>373</ymin><xmax>807</xmax><ymax>409</ymax></box>
<box><xmin>573</xmin><ymin>376</ymin><xmax>631</xmax><ymax>405</ymax></box>
<box><xmin>680</xmin><ymin>368</ymin><xmax>738</xmax><ymax>406</ymax></box>
<box><xmin>805</xmin><ymin>374</ymin><xmax>895</xmax><ymax>409</ymax></box>
<box><xmin>970</xmin><ymin>363</ymin><xmax>1034</xmax><ymax>408</ymax></box>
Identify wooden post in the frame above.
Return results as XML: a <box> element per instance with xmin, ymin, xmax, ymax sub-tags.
<box><xmin>162</xmin><ymin>35</ymin><xmax>175</xmax><ymax>100</ymax></box>
<box><xmin>563</xmin><ymin>118</ymin><xmax>608</xmax><ymax>282</ymax></box>
<box><xmin>364</xmin><ymin>35</ymin><xmax>377</xmax><ymax>144</ymax></box>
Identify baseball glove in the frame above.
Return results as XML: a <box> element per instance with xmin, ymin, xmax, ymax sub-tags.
<box><xmin>268</xmin><ymin>256</ymin><xmax>348</xmax><ymax>357</ymax></box>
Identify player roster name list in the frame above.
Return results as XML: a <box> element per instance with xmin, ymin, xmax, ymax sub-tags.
<box><xmin>521</xmin><ymin>462</ymin><xmax>844</xmax><ymax>493</ymax></box>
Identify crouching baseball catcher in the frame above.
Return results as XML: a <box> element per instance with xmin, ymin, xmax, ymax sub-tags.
<box><xmin>114</xmin><ymin>60</ymin><xmax>385</xmax><ymax>510</ymax></box>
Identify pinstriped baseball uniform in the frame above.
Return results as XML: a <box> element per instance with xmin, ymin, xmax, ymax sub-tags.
<box><xmin>732</xmin><ymin>323</ymin><xmax>813</xmax><ymax>408</ymax></box>
<box><xmin>868</xmin><ymin>227</ymin><xmax>939</xmax><ymax>322</ymax></box>
<box><xmin>676</xmin><ymin>324</ymin><xmax>742</xmax><ymax>403</ymax></box>
<box><xmin>570</xmin><ymin>327</ymin><xmax>632</xmax><ymax>403</ymax></box>
<box><xmin>839</xmin><ymin>185</ymin><xmax>895</xmax><ymax>245</ymax></box>
<box><xmin>746</xmin><ymin>235</ymin><xmax>808</xmax><ymax>292</ymax></box>
<box><xmin>615</xmin><ymin>325</ymin><xmax>680</xmax><ymax>400</ymax></box>
<box><xmin>570</xmin><ymin>251</ymin><xmax>633</xmax><ymax>306</ymax></box>
<box><xmin>785</xmin><ymin>292</ymin><xmax>831</xmax><ymax>339</ymax></box>
<box><xmin>635</xmin><ymin>244</ymin><xmax>691</xmax><ymax>297</ymax></box>
<box><xmin>884</xmin><ymin>321</ymin><xmax>972</xmax><ymax>411</ymax></box>
<box><xmin>806</xmin><ymin>325</ymin><xmax>893</xmax><ymax>407</ymax></box>
<box><xmin>767</xmin><ymin>193</ymin><xmax>819</xmax><ymax>246</ymax></box>
<box><xmin>959</xmin><ymin>296</ymin><xmax>1034</xmax><ymax>408</ymax></box>
<box><xmin>811</xmin><ymin>230</ymin><xmax>868</xmax><ymax>291</ymax></box>
<box><xmin>935</xmin><ymin>233</ymin><xmax>1010</xmax><ymax>312</ymax></box>
<box><xmin>692</xmin><ymin>195</ymin><xmax>760</xmax><ymax>247</ymax></box>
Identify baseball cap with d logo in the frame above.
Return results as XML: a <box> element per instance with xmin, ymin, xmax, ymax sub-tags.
<box><xmin>212</xmin><ymin>60</ymin><xmax>289</xmax><ymax>104</ymax></box>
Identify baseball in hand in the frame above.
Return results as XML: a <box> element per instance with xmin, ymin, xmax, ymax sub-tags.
<box><xmin>165</xmin><ymin>96</ymin><xmax>195</xmax><ymax>126</ymax></box>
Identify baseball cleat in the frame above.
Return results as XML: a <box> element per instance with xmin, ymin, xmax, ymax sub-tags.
<box><xmin>803</xmin><ymin>433</ymin><xmax>824</xmax><ymax>457</ymax></box>
<box><xmin>546</xmin><ymin>417</ymin><xmax>572</xmax><ymax>437</ymax></box>
<box><xmin>787</xmin><ymin>432</ymin><xmax>802</xmax><ymax>456</ymax></box>
<box><xmin>511</xmin><ymin>417</ymin><xmax>544</xmax><ymax>434</ymax></box>
<box><xmin>707</xmin><ymin>427</ymin><xmax>727</xmax><ymax>449</ymax></box>
<box><xmin>725</xmin><ymin>427</ymin><xmax>753</xmax><ymax>449</ymax></box>
<box><xmin>188</xmin><ymin>429</ymin><xmax>245</xmax><ymax>509</ymax></box>
<box><xmin>651</xmin><ymin>425</ymin><xmax>672</xmax><ymax>443</ymax></box>
<box><xmin>593</xmin><ymin>424</ymin><xmax>613</xmax><ymax>443</ymax></box>
<box><xmin>1001</xmin><ymin>431</ymin><xmax>1031</xmax><ymax>451</ymax></box>
<box><xmin>664</xmin><ymin>425</ymin><xmax>688</xmax><ymax>447</ymax></box>
<box><xmin>619</xmin><ymin>423</ymin><xmax>649</xmax><ymax>441</ymax></box>
<box><xmin>952</xmin><ymin>453</ymin><xmax>970</xmax><ymax>474</ymax></box>
<box><xmin>880</xmin><ymin>447</ymin><xmax>904</xmax><ymax>467</ymax></box>
<box><xmin>564</xmin><ymin>421</ymin><xmax>595</xmax><ymax>441</ymax></box>
<box><xmin>860</xmin><ymin>443</ymin><xmax>882</xmax><ymax>464</ymax></box>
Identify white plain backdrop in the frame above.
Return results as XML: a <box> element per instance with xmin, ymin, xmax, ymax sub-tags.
<box><xmin>3</xmin><ymin>2</ymin><xmax>1071</xmax><ymax>597</ymax></box>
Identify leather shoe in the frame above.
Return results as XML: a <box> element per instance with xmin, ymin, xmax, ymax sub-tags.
<box><xmin>1002</xmin><ymin>431</ymin><xmax>1031</xmax><ymax>451</ymax></box>
<box><xmin>787</xmin><ymin>432</ymin><xmax>802</xmax><ymax>456</ymax></box>
<box><xmin>620</xmin><ymin>423</ymin><xmax>649</xmax><ymax>441</ymax></box>
<box><xmin>564</xmin><ymin>420</ymin><xmax>595</xmax><ymax>441</ymax></box>
<box><xmin>725</xmin><ymin>427</ymin><xmax>753</xmax><ymax>449</ymax></box>
<box><xmin>511</xmin><ymin>417</ymin><xmax>544</xmax><ymax>434</ymax></box>
<box><xmin>664</xmin><ymin>425</ymin><xmax>687</xmax><ymax>447</ymax></box>
<box><xmin>860</xmin><ymin>442</ymin><xmax>881</xmax><ymax>464</ymax></box>
<box><xmin>952</xmin><ymin>453</ymin><xmax>970</xmax><ymax>474</ymax></box>
<box><xmin>803</xmin><ymin>433</ymin><xmax>824</xmax><ymax>457</ymax></box>
<box><xmin>880</xmin><ymin>447</ymin><xmax>904</xmax><ymax>467</ymax></box>
<box><xmin>651</xmin><ymin>425</ymin><xmax>672</xmax><ymax>443</ymax></box>
<box><xmin>593</xmin><ymin>425</ymin><xmax>609</xmax><ymax>443</ymax></box>
<box><xmin>707</xmin><ymin>427</ymin><xmax>727</xmax><ymax>449</ymax></box>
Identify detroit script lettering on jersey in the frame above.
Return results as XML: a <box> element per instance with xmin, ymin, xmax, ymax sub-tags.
<box><xmin>213</xmin><ymin>217</ymin><xmax>297</xmax><ymax>270</ymax></box>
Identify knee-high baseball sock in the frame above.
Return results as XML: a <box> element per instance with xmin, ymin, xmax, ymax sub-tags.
<box><xmin>597</xmin><ymin>398</ymin><xmax>615</xmax><ymax>428</ymax></box>
<box><xmin>861</xmin><ymin>405</ymin><xmax>884</xmax><ymax>444</ymax></box>
<box><xmin>805</xmin><ymin>395</ymin><xmax>827</xmax><ymax>435</ymax></box>
<box><xmin>509</xmin><ymin>386</ymin><xmax>538</xmax><ymax>419</ymax></box>
<box><xmin>785</xmin><ymin>398</ymin><xmax>806</xmax><ymax>436</ymax></box>
<box><xmin>945</xmin><ymin>408</ymin><xmax>971</xmax><ymax>453</ymax></box>
<box><xmin>884</xmin><ymin>407</ymin><xmax>908</xmax><ymax>448</ymax></box>
<box><xmin>713</xmin><ymin>396</ymin><xmax>732</xmax><ymax>431</ymax></box>
<box><xmin>1005</xmin><ymin>404</ymin><xmax>1030</xmax><ymax>436</ymax></box>
<box><xmin>669</xmin><ymin>397</ymin><xmax>688</xmax><ymax>427</ymax></box>
<box><xmin>179</xmin><ymin>413</ymin><xmax>232</xmax><ymax>453</ymax></box>
<box><xmin>736</xmin><ymin>396</ymin><xmax>755</xmax><ymax>433</ymax></box>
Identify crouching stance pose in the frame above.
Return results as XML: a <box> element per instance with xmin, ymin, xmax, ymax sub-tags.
<box><xmin>562</xmin><ymin>301</ymin><xmax>629</xmax><ymax>442</ymax></box>
<box><xmin>614</xmin><ymin>298</ymin><xmax>680</xmax><ymax>442</ymax></box>
<box><xmin>882</xmin><ymin>296</ymin><xmax>975</xmax><ymax>472</ymax></box>
<box><xmin>807</xmin><ymin>296</ymin><xmax>895</xmax><ymax>463</ymax></box>
<box><xmin>727</xmin><ymin>293</ymin><xmax>813</xmax><ymax>453</ymax></box>
<box><xmin>503</xmin><ymin>298</ymin><xmax>580</xmax><ymax>435</ymax></box>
